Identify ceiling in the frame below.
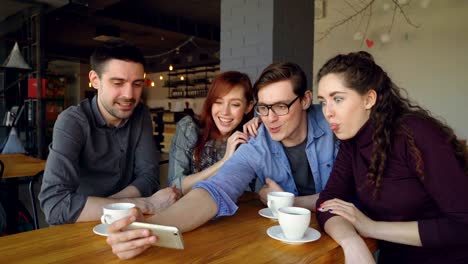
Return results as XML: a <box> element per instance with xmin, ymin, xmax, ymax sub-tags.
<box><xmin>0</xmin><ymin>0</ymin><xmax>221</xmax><ymax>72</ymax></box>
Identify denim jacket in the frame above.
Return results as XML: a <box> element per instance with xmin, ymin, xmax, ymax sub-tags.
<box><xmin>194</xmin><ymin>105</ymin><xmax>339</xmax><ymax>217</ymax></box>
<box><xmin>168</xmin><ymin>116</ymin><xmax>226</xmax><ymax>188</ymax></box>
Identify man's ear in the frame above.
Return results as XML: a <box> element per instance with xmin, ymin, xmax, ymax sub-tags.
<box><xmin>89</xmin><ymin>70</ymin><xmax>100</xmax><ymax>90</ymax></box>
<box><xmin>301</xmin><ymin>90</ymin><xmax>313</xmax><ymax>109</ymax></box>
<box><xmin>364</xmin><ymin>89</ymin><xmax>377</xmax><ymax>109</ymax></box>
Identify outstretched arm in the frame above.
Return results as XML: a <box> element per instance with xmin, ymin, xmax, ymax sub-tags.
<box><xmin>324</xmin><ymin>216</ymin><xmax>375</xmax><ymax>264</ymax></box>
<box><xmin>106</xmin><ymin>188</ymin><xmax>217</xmax><ymax>259</ymax></box>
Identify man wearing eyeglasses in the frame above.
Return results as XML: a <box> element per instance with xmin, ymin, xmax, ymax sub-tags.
<box><xmin>106</xmin><ymin>62</ymin><xmax>337</xmax><ymax>260</ymax></box>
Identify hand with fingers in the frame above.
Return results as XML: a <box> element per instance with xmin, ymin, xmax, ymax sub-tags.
<box><xmin>145</xmin><ymin>186</ymin><xmax>181</xmax><ymax>214</ymax></box>
<box><xmin>242</xmin><ymin>116</ymin><xmax>261</xmax><ymax>137</ymax></box>
<box><xmin>223</xmin><ymin>131</ymin><xmax>250</xmax><ymax>161</ymax></box>
<box><xmin>106</xmin><ymin>208</ymin><xmax>155</xmax><ymax>260</ymax></box>
<box><xmin>318</xmin><ymin>198</ymin><xmax>375</xmax><ymax>238</ymax></box>
<box><xmin>258</xmin><ymin>178</ymin><xmax>284</xmax><ymax>205</ymax></box>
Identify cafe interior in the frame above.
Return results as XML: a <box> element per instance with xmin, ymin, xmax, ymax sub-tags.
<box><xmin>0</xmin><ymin>0</ymin><xmax>467</xmax><ymax>262</ymax></box>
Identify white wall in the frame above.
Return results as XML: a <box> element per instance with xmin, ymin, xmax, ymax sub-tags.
<box><xmin>314</xmin><ymin>0</ymin><xmax>468</xmax><ymax>140</ymax></box>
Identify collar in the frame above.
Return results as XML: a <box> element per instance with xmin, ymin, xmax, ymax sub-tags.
<box><xmin>91</xmin><ymin>96</ymin><xmax>107</xmax><ymax>128</ymax></box>
<box><xmin>349</xmin><ymin>119</ymin><xmax>374</xmax><ymax>149</ymax></box>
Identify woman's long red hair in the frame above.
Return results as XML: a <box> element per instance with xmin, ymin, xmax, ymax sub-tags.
<box><xmin>193</xmin><ymin>71</ymin><xmax>254</xmax><ymax>169</ymax></box>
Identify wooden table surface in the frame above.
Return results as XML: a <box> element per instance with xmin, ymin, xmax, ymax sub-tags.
<box><xmin>0</xmin><ymin>199</ymin><xmax>377</xmax><ymax>264</ymax></box>
<box><xmin>0</xmin><ymin>154</ymin><xmax>46</xmax><ymax>179</ymax></box>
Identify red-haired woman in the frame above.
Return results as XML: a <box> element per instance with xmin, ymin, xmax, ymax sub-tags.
<box><xmin>168</xmin><ymin>71</ymin><xmax>254</xmax><ymax>194</ymax></box>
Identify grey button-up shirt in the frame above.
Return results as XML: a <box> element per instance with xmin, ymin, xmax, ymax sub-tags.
<box><xmin>39</xmin><ymin>96</ymin><xmax>160</xmax><ymax>225</ymax></box>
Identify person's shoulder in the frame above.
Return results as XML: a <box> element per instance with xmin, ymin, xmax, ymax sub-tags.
<box><xmin>176</xmin><ymin>115</ymin><xmax>199</xmax><ymax>131</ymax></box>
<box><xmin>57</xmin><ymin>102</ymin><xmax>89</xmax><ymax>124</ymax></box>
<box><xmin>245</xmin><ymin>124</ymin><xmax>278</xmax><ymax>152</ymax></box>
<box><xmin>308</xmin><ymin>104</ymin><xmax>326</xmax><ymax>123</ymax></box>
<box><xmin>400</xmin><ymin>115</ymin><xmax>440</xmax><ymax>134</ymax></box>
<box><xmin>398</xmin><ymin>115</ymin><xmax>448</xmax><ymax>144</ymax></box>
<box><xmin>173</xmin><ymin>115</ymin><xmax>200</xmax><ymax>144</ymax></box>
<box><xmin>307</xmin><ymin>104</ymin><xmax>333</xmax><ymax>135</ymax></box>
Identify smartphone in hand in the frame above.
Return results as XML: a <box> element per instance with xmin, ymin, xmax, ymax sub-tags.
<box><xmin>124</xmin><ymin>222</ymin><xmax>184</xmax><ymax>249</ymax></box>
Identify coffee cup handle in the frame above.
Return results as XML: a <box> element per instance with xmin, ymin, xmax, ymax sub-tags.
<box><xmin>101</xmin><ymin>214</ymin><xmax>110</xmax><ymax>224</ymax></box>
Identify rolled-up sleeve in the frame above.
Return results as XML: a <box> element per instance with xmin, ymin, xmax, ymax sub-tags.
<box><xmin>39</xmin><ymin>110</ymin><xmax>87</xmax><ymax>225</ymax></box>
<box><xmin>194</xmin><ymin>143</ymin><xmax>258</xmax><ymax>218</ymax></box>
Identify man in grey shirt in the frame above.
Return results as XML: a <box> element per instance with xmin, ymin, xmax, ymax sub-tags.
<box><xmin>39</xmin><ymin>41</ymin><xmax>180</xmax><ymax>225</ymax></box>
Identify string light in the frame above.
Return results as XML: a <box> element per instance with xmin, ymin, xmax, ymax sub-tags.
<box><xmin>180</xmin><ymin>76</ymin><xmax>184</xmax><ymax>81</ymax></box>
<box><xmin>144</xmin><ymin>72</ymin><xmax>146</xmax><ymax>78</ymax></box>
<box><xmin>151</xmin><ymin>81</ymin><xmax>155</xmax><ymax>87</ymax></box>
<box><xmin>169</xmin><ymin>64</ymin><xmax>173</xmax><ymax>71</ymax></box>
<box><xmin>159</xmin><ymin>75</ymin><xmax>164</xmax><ymax>80</ymax></box>
<box><xmin>88</xmin><ymin>82</ymin><xmax>92</xmax><ymax>88</ymax></box>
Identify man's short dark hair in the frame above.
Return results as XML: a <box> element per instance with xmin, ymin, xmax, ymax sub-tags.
<box><xmin>90</xmin><ymin>41</ymin><xmax>146</xmax><ymax>76</ymax></box>
<box><xmin>253</xmin><ymin>62</ymin><xmax>307</xmax><ymax>101</ymax></box>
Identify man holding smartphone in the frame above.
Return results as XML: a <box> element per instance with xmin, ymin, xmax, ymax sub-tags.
<box><xmin>39</xmin><ymin>41</ymin><xmax>180</xmax><ymax>225</ymax></box>
<box><xmin>106</xmin><ymin>62</ymin><xmax>337</xmax><ymax>259</ymax></box>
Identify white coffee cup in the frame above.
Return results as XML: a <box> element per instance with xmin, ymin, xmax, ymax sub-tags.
<box><xmin>267</xmin><ymin>191</ymin><xmax>294</xmax><ymax>218</ymax></box>
<box><xmin>278</xmin><ymin>207</ymin><xmax>311</xmax><ymax>240</ymax></box>
<box><xmin>101</xmin><ymin>203</ymin><xmax>136</xmax><ymax>224</ymax></box>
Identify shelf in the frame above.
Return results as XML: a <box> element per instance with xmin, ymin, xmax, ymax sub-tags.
<box><xmin>167</xmin><ymin>65</ymin><xmax>219</xmax><ymax>77</ymax></box>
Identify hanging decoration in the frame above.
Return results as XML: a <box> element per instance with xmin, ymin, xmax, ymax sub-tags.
<box><xmin>316</xmin><ymin>0</ymin><xmax>421</xmax><ymax>48</ymax></box>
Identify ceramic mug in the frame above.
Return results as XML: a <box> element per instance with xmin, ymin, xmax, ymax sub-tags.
<box><xmin>278</xmin><ymin>207</ymin><xmax>311</xmax><ymax>240</ymax></box>
<box><xmin>101</xmin><ymin>203</ymin><xmax>135</xmax><ymax>224</ymax></box>
<box><xmin>267</xmin><ymin>191</ymin><xmax>294</xmax><ymax>218</ymax></box>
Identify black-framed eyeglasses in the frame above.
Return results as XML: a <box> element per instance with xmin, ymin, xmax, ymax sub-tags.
<box><xmin>254</xmin><ymin>96</ymin><xmax>300</xmax><ymax>116</ymax></box>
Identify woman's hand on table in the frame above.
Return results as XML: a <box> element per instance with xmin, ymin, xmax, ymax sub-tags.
<box><xmin>106</xmin><ymin>208</ymin><xmax>155</xmax><ymax>260</ymax></box>
<box><xmin>318</xmin><ymin>198</ymin><xmax>376</xmax><ymax>238</ymax></box>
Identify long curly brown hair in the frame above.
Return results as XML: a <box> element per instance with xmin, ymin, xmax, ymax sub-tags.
<box><xmin>317</xmin><ymin>51</ymin><xmax>467</xmax><ymax>196</ymax></box>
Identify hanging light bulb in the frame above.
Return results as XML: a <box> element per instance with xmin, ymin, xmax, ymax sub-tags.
<box><xmin>180</xmin><ymin>76</ymin><xmax>184</xmax><ymax>81</ymax></box>
<box><xmin>88</xmin><ymin>82</ymin><xmax>92</xmax><ymax>88</ymax></box>
<box><xmin>169</xmin><ymin>64</ymin><xmax>173</xmax><ymax>71</ymax></box>
<box><xmin>151</xmin><ymin>81</ymin><xmax>155</xmax><ymax>87</ymax></box>
<box><xmin>144</xmin><ymin>72</ymin><xmax>147</xmax><ymax>78</ymax></box>
<box><xmin>159</xmin><ymin>75</ymin><xmax>164</xmax><ymax>80</ymax></box>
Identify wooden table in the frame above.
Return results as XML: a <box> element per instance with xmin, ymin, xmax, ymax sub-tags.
<box><xmin>0</xmin><ymin>199</ymin><xmax>377</xmax><ymax>263</ymax></box>
<box><xmin>0</xmin><ymin>154</ymin><xmax>46</xmax><ymax>230</ymax></box>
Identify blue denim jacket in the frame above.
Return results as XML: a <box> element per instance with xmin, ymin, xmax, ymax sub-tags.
<box><xmin>168</xmin><ymin>116</ymin><xmax>226</xmax><ymax>188</ymax></box>
<box><xmin>194</xmin><ymin>105</ymin><xmax>338</xmax><ymax>217</ymax></box>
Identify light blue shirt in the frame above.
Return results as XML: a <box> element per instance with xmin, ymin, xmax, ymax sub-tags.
<box><xmin>194</xmin><ymin>105</ymin><xmax>338</xmax><ymax>217</ymax></box>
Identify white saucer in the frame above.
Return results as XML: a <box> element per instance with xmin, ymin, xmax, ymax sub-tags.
<box><xmin>258</xmin><ymin>208</ymin><xmax>277</xmax><ymax>220</ymax></box>
<box><xmin>266</xmin><ymin>225</ymin><xmax>321</xmax><ymax>245</ymax></box>
<box><xmin>93</xmin><ymin>223</ymin><xmax>109</xmax><ymax>237</ymax></box>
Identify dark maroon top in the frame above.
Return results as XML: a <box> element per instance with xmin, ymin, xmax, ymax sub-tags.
<box><xmin>317</xmin><ymin>117</ymin><xmax>468</xmax><ymax>264</ymax></box>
